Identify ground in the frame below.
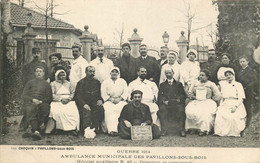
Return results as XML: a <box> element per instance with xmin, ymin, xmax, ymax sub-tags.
<box><xmin>1</xmin><ymin>115</ymin><xmax>259</xmax><ymax>147</ymax></box>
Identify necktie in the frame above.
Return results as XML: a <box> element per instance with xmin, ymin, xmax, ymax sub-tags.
<box><xmin>100</xmin><ymin>58</ymin><xmax>103</xmax><ymax>63</ymax></box>
<box><xmin>169</xmin><ymin>80</ymin><xmax>172</xmax><ymax>85</ymax></box>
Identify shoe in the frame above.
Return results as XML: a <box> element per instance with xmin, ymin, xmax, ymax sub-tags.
<box><xmin>32</xmin><ymin>131</ymin><xmax>42</xmax><ymax>141</ymax></box>
<box><xmin>180</xmin><ymin>131</ymin><xmax>186</xmax><ymax>137</ymax></box>
<box><xmin>160</xmin><ymin>130</ymin><xmax>167</xmax><ymax>136</ymax></box>
<box><xmin>22</xmin><ymin>132</ymin><xmax>31</xmax><ymax>138</ymax></box>
<box><xmin>198</xmin><ymin>131</ymin><xmax>206</xmax><ymax>136</ymax></box>
<box><xmin>109</xmin><ymin>131</ymin><xmax>118</xmax><ymax>137</ymax></box>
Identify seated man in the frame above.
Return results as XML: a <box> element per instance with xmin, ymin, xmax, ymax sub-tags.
<box><xmin>118</xmin><ymin>90</ymin><xmax>161</xmax><ymax>139</ymax></box>
<box><xmin>157</xmin><ymin>68</ymin><xmax>186</xmax><ymax>137</ymax></box>
<box><xmin>21</xmin><ymin>66</ymin><xmax>52</xmax><ymax>141</ymax></box>
<box><xmin>74</xmin><ymin>66</ymin><xmax>104</xmax><ymax>134</ymax></box>
<box><xmin>128</xmin><ymin>66</ymin><xmax>160</xmax><ymax>127</ymax></box>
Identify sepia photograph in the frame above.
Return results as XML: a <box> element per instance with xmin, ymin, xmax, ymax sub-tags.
<box><xmin>0</xmin><ymin>0</ymin><xmax>259</xmax><ymax>162</ymax></box>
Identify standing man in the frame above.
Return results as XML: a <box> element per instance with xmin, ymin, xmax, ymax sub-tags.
<box><xmin>136</xmin><ymin>44</ymin><xmax>160</xmax><ymax>85</ymax></box>
<box><xmin>128</xmin><ymin>66</ymin><xmax>160</xmax><ymax>127</ymax></box>
<box><xmin>69</xmin><ymin>45</ymin><xmax>88</xmax><ymax>88</ymax></box>
<box><xmin>21</xmin><ymin>66</ymin><xmax>52</xmax><ymax>140</ymax></box>
<box><xmin>118</xmin><ymin>90</ymin><xmax>161</xmax><ymax>139</ymax></box>
<box><xmin>89</xmin><ymin>46</ymin><xmax>114</xmax><ymax>83</ymax></box>
<box><xmin>157</xmin><ymin>46</ymin><xmax>169</xmax><ymax>69</ymax></box>
<box><xmin>22</xmin><ymin>47</ymin><xmax>48</xmax><ymax>86</ymax></box>
<box><xmin>157</xmin><ymin>68</ymin><xmax>186</xmax><ymax>137</ymax></box>
<box><xmin>91</xmin><ymin>45</ymin><xmax>98</xmax><ymax>61</ymax></box>
<box><xmin>200</xmin><ymin>49</ymin><xmax>221</xmax><ymax>84</ymax></box>
<box><xmin>74</xmin><ymin>66</ymin><xmax>104</xmax><ymax>134</ymax></box>
<box><xmin>115</xmin><ymin>43</ymin><xmax>137</xmax><ymax>84</ymax></box>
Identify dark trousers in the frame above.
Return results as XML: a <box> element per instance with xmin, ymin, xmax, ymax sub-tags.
<box><xmin>21</xmin><ymin>103</ymin><xmax>50</xmax><ymax>133</ymax></box>
<box><xmin>157</xmin><ymin>104</ymin><xmax>186</xmax><ymax>132</ymax></box>
<box><xmin>244</xmin><ymin>87</ymin><xmax>256</xmax><ymax>128</ymax></box>
<box><xmin>78</xmin><ymin>105</ymin><xmax>104</xmax><ymax>133</ymax></box>
<box><xmin>118</xmin><ymin>120</ymin><xmax>161</xmax><ymax>139</ymax></box>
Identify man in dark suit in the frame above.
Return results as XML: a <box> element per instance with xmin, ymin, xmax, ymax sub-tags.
<box><xmin>157</xmin><ymin>46</ymin><xmax>169</xmax><ymax>69</ymax></box>
<box><xmin>74</xmin><ymin>66</ymin><xmax>104</xmax><ymax>134</ymax></box>
<box><xmin>157</xmin><ymin>67</ymin><xmax>186</xmax><ymax>137</ymax></box>
<box><xmin>115</xmin><ymin>43</ymin><xmax>137</xmax><ymax>84</ymax></box>
<box><xmin>136</xmin><ymin>44</ymin><xmax>160</xmax><ymax>85</ymax></box>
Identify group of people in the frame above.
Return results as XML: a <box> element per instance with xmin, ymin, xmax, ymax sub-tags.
<box><xmin>20</xmin><ymin>42</ymin><xmax>258</xmax><ymax>141</ymax></box>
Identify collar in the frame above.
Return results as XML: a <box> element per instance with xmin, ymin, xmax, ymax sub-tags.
<box><xmin>242</xmin><ymin>65</ymin><xmax>248</xmax><ymax>70</ymax></box>
<box><xmin>73</xmin><ymin>55</ymin><xmax>83</xmax><ymax>63</ymax></box>
<box><xmin>168</xmin><ymin>78</ymin><xmax>174</xmax><ymax>83</ymax></box>
<box><xmin>137</xmin><ymin>77</ymin><xmax>148</xmax><ymax>84</ymax></box>
<box><xmin>141</xmin><ymin>56</ymin><xmax>147</xmax><ymax>60</ymax></box>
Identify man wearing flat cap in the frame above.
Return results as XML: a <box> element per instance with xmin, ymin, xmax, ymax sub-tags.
<box><xmin>22</xmin><ymin>47</ymin><xmax>48</xmax><ymax>86</ymax></box>
<box><xmin>115</xmin><ymin>43</ymin><xmax>137</xmax><ymax>84</ymax></box>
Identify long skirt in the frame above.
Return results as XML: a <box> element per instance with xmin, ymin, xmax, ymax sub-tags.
<box><xmin>49</xmin><ymin>101</ymin><xmax>80</xmax><ymax>131</ymax></box>
<box><xmin>102</xmin><ymin>101</ymin><xmax>127</xmax><ymax>133</ymax></box>
<box><xmin>214</xmin><ymin>99</ymin><xmax>246</xmax><ymax>137</ymax></box>
<box><xmin>185</xmin><ymin>99</ymin><xmax>217</xmax><ymax>132</ymax></box>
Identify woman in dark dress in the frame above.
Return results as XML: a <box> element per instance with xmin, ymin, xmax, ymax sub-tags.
<box><xmin>48</xmin><ymin>53</ymin><xmax>70</xmax><ymax>82</ymax></box>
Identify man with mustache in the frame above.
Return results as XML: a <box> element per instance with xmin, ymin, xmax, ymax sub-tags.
<box><xmin>128</xmin><ymin>66</ymin><xmax>160</xmax><ymax>128</ymax></box>
<box><xmin>118</xmin><ymin>90</ymin><xmax>161</xmax><ymax>139</ymax></box>
<box><xmin>20</xmin><ymin>47</ymin><xmax>49</xmax><ymax>132</ymax></box>
<box><xmin>74</xmin><ymin>66</ymin><xmax>104</xmax><ymax>134</ymax></box>
<box><xmin>21</xmin><ymin>66</ymin><xmax>52</xmax><ymax>140</ymax></box>
<box><xmin>200</xmin><ymin>49</ymin><xmax>221</xmax><ymax>84</ymax></box>
<box><xmin>69</xmin><ymin>45</ymin><xmax>88</xmax><ymax>88</ymax></box>
<box><xmin>89</xmin><ymin>46</ymin><xmax>114</xmax><ymax>83</ymax></box>
<box><xmin>22</xmin><ymin>47</ymin><xmax>48</xmax><ymax>86</ymax></box>
<box><xmin>135</xmin><ymin>44</ymin><xmax>160</xmax><ymax>85</ymax></box>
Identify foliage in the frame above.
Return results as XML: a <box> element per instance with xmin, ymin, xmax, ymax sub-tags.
<box><xmin>215</xmin><ymin>0</ymin><xmax>259</xmax><ymax>59</ymax></box>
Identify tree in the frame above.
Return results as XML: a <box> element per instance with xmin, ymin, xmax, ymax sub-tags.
<box><xmin>175</xmin><ymin>0</ymin><xmax>212</xmax><ymax>49</ymax></box>
<box><xmin>113</xmin><ymin>23</ymin><xmax>124</xmax><ymax>56</ymax></box>
<box><xmin>214</xmin><ymin>0</ymin><xmax>259</xmax><ymax>59</ymax></box>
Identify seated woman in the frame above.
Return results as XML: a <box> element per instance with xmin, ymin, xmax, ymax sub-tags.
<box><xmin>185</xmin><ymin>69</ymin><xmax>221</xmax><ymax>136</ymax></box>
<box><xmin>45</xmin><ymin>70</ymin><xmax>79</xmax><ymax>135</ymax></box>
<box><xmin>214</xmin><ymin>69</ymin><xmax>247</xmax><ymax>137</ymax></box>
<box><xmin>101</xmin><ymin>67</ymin><xmax>128</xmax><ymax>136</ymax></box>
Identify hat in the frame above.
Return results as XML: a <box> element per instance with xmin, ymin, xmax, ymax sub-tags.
<box><xmin>110</xmin><ymin>66</ymin><xmax>120</xmax><ymax>74</ymax></box>
<box><xmin>32</xmin><ymin>47</ymin><xmax>41</xmax><ymax>53</ymax></box>
<box><xmin>187</xmin><ymin>49</ymin><xmax>198</xmax><ymax>57</ymax></box>
<box><xmin>167</xmin><ymin>51</ymin><xmax>178</xmax><ymax>58</ymax></box>
<box><xmin>224</xmin><ymin>68</ymin><xmax>235</xmax><ymax>76</ymax></box>
<box><xmin>55</xmin><ymin>69</ymin><xmax>66</xmax><ymax>81</ymax></box>
<box><xmin>49</xmin><ymin>53</ymin><xmax>62</xmax><ymax>61</ymax></box>
<box><xmin>121</xmin><ymin>43</ymin><xmax>131</xmax><ymax>49</ymax></box>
